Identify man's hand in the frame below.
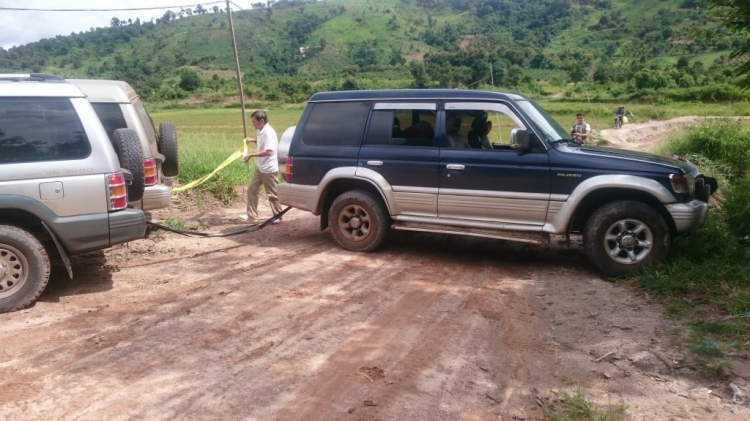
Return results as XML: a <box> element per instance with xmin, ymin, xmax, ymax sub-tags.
<box><xmin>244</xmin><ymin>137</ymin><xmax>256</xmax><ymax>143</ymax></box>
<box><xmin>241</xmin><ymin>154</ymin><xmax>251</xmax><ymax>163</ymax></box>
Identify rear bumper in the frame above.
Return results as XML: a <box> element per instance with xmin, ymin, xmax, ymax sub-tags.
<box><xmin>109</xmin><ymin>209</ymin><xmax>147</xmax><ymax>246</ymax></box>
<box><xmin>134</xmin><ymin>184</ymin><xmax>172</xmax><ymax>211</ymax></box>
<box><xmin>278</xmin><ymin>183</ymin><xmax>316</xmax><ymax>214</ymax></box>
<box><xmin>666</xmin><ymin>200</ymin><xmax>708</xmax><ymax>234</ymax></box>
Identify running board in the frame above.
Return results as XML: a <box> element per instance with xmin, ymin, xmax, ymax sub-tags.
<box><xmin>391</xmin><ymin>221</ymin><xmax>548</xmax><ymax>244</ymax></box>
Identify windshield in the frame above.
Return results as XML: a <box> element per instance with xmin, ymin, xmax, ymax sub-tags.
<box><xmin>514</xmin><ymin>100</ymin><xmax>569</xmax><ymax>143</ymax></box>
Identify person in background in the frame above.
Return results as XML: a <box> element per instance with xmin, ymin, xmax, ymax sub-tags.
<box><xmin>614</xmin><ymin>106</ymin><xmax>627</xmax><ymax>128</ymax></box>
<box><xmin>571</xmin><ymin>112</ymin><xmax>591</xmax><ymax>144</ymax></box>
<box><xmin>239</xmin><ymin>110</ymin><xmax>283</xmax><ymax>223</ymax></box>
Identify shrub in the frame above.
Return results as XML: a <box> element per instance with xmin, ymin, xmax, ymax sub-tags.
<box><xmin>669</xmin><ymin>119</ymin><xmax>750</xmax><ymax>180</ymax></box>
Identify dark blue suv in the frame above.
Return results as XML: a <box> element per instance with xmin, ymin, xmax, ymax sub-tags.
<box><xmin>278</xmin><ymin>90</ymin><xmax>714</xmax><ymax>276</ymax></box>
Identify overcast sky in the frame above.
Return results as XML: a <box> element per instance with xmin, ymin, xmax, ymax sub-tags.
<box><xmin>0</xmin><ymin>1</ymin><xmax>235</xmax><ymax>50</ymax></box>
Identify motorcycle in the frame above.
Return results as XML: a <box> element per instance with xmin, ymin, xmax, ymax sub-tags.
<box><xmin>614</xmin><ymin>114</ymin><xmax>624</xmax><ymax>129</ymax></box>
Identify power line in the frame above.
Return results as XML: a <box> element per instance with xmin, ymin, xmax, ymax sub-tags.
<box><xmin>0</xmin><ymin>2</ymin><xmax>227</xmax><ymax>12</ymax></box>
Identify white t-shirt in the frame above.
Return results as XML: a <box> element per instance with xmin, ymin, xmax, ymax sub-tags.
<box><xmin>255</xmin><ymin>123</ymin><xmax>279</xmax><ymax>173</ymax></box>
<box><xmin>571</xmin><ymin>122</ymin><xmax>590</xmax><ymax>136</ymax></box>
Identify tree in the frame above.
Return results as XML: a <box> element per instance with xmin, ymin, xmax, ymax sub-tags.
<box><xmin>179</xmin><ymin>68</ymin><xmax>202</xmax><ymax>92</ymax></box>
<box><xmin>567</xmin><ymin>63</ymin><xmax>586</xmax><ymax>86</ymax></box>
<box><xmin>110</xmin><ymin>17</ymin><xmax>120</xmax><ymax>27</ymax></box>
<box><xmin>707</xmin><ymin>0</ymin><xmax>750</xmax><ymax>87</ymax></box>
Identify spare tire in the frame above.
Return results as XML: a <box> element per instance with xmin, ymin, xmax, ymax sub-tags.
<box><xmin>112</xmin><ymin>128</ymin><xmax>145</xmax><ymax>202</ymax></box>
<box><xmin>158</xmin><ymin>122</ymin><xmax>179</xmax><ymax>177</ymax></box>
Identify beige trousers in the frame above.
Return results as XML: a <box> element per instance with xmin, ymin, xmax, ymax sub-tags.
<box><xmin>246</xmin><ymin>170</ymin><xmax>282</xmax><ymax>220</ymax></box>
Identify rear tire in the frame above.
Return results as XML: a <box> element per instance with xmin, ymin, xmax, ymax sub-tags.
<box><xmin>328</xmin><ymin>190</ymin><xmax>389</xmax><ymax>252</ymax></box>
<box><xmin>158</xmin><ymin>122</ymin><xmax>179</xmax><ymax>177</ymax></box>
<box><xmin>0</xmin><ymin>225</ymin><xmax>50</xmax><ymax>313</ymax></box>
<box><xmin>583</xmin><ymin>201</ymin><xmax>670</xmax><ymax>277</ymax></box>
<box><xmin>112</xmin><ymin>128</ymin><xmax>145</xmax><ymax>202</ymax></box>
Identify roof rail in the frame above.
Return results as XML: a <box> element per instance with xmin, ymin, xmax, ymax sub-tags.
<box><xmin>0</xmin><ymin>73</ymin><xmax>66</xmax><ymax>82</ymax></box>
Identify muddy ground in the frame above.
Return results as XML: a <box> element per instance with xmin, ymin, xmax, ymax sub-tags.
<box><xmin>1</xmin><ymin>118</ymin><xmax>749</xmax><ymax>420</ymax></box>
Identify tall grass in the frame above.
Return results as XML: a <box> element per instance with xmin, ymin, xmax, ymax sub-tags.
<box><xmin>666</xmin><ymin>119</ymin><xmax>750</xmax><ymax>180</ymax></box>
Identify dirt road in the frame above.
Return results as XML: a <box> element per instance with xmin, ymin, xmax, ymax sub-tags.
<box><xmin>1</xmin><ymin>118</ymin><xmax>748</xmax><ymax>420</ymax></box>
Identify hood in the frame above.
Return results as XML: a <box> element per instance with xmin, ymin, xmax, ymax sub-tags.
<box><xmin>575</xmin><ymin>145</ymin><xmax>695</xmax><ymax>174</ymax></box>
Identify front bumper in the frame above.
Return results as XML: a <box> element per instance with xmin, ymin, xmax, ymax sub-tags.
<box><xmin>666</xmin><ymin>200</ymin><xmax>708</xmax><ymax>234</ymax></box>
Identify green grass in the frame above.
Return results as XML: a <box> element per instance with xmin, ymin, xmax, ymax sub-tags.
<box><xmin>162</xmin><ymin>216</ymin><xmax>200</xmax><ymax>231</ymax></box>
<box><xmin>546</xmin><ymin>388</ymin><xmax>628</xmax><ymax>421</ymax></box>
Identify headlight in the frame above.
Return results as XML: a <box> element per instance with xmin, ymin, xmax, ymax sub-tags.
<box><xmin>670</xmin><ymin>173</ymin><xmax>695</xmax><ymax>195</ymax></box>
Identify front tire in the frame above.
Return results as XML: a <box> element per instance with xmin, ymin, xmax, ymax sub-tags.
<box><xmin>328</xmin><ymin>190</ymin><xmax>389</xmax><ymax>252</ymax></box>
<box><xmin>0</xmin><ymin>225</ymin><xmax>51</xmax><ymax>313</ymax></box>
<box><xmin>583</xmin><ymin>201</ymin><xmax>670</xmax><ymax>277</ymax></box>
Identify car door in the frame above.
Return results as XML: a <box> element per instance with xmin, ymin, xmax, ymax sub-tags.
<box><xmin>437</xmin><ymin>102</ymin><xmax>551</xmax><ymax>226</ymax></box>
<box><xmin>357</xmin><ymin>102</ymin><xmax>439</xmax><ymax>217</ymax></box>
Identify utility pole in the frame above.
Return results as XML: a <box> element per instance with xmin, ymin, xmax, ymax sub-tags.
<box><xmin>226</xmin><ymin>0</ymin><xmax>248</xmax><ymax>138</ymax></box>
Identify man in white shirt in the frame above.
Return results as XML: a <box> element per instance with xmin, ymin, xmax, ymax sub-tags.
<box><xmin>570</xmin><ymin>112</ymin><xmax>591</xmax><ymax>145</ymax></box>
<box><xmin>240</xmin><ymin>110</ymin><xmax>282</xmax><ymax>223</ymax></box>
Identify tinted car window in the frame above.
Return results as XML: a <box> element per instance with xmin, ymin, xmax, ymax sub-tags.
<box><xmin>365</xmin><ymin>109</ymin><xmax>436</xmax><ymax>147</ymax></box>
<box><xmin>301</xmin><ymin>101</ymin><xmax>370</xmax><ymax>146</ymax></box>
<box><xmin>0</xmin><ymin>98</ymin><xmax>91</xmax><ymax>164</ymax></box>
<box><xmin>91</xmin><ymin>102</ymin><xmax>127</xmax><ymax>142</ymax></box>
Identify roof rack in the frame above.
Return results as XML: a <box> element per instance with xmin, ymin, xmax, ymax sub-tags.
<box><xmin>0</xmin><ymin>73</ymin><xmax>66</xmax><ymax>82</ymax></box>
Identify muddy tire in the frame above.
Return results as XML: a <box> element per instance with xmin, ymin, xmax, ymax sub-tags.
<box><xmin>112</xmin><ymin>128</ymin><xmax>145</xmax><ymax>202</ymax></box>
<box><xmin>583</xmin><ymin>201</ymin><xmax>670</xmax><ymax>277</ymax></box>
<box><xmin>328</xmin><ymin>190</ymin><xmax>389</xmax><ymax>252</ymax></box>
<box><xmin>0</xmin><ymin>225</ymin><xmax>51</xmax><ymax>313</ymax></box>
<box><xmin>158</xmin><ymin>122</ymin><xmax>179</xmax><ymax>177</ymax></box>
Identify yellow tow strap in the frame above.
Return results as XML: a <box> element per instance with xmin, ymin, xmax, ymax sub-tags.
<box><xmin>172</xmin><ymin>140</ymin><xmax>249</xmax><ymax>193</ymax></box>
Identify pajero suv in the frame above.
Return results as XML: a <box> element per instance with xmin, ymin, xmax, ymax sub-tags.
<box><xmin>277</xmin><ymin>90</ymin><xmax>715</xmax><ymax>277</ymax></box>
<box><xmin>0</xmin><ymin>74</ymin><xmax>147</xmax><ymax>313</ymax></box>
<box><xmin>69</xmin><ymin>79</ymin><xmax>179</xmax><ymax>210</ymax></box>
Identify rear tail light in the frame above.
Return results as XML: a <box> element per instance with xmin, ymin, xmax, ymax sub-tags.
<box><xmin>144</xmin><ymin>157</ymin><xmax>157</xmax><ymax>186</ymax></box>
<box><xmin>107</xmin><ymin>172</ymin><xmax>128</xmax><ymax>211</ymax></box>
<box><xmin>284</xmin><ymin>156</ymin><xmax>293</xmax><ymax>183</ymax></box>
<box><xmin>669</xmin><ymin>173</ymin><xmax>695</xmax><ymax>195</ymax></box>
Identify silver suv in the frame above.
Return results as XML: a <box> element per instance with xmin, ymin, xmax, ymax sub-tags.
<box><xmin>0</xmin><ymin>74</ymin><xmax>147</xmax><ymax>313</ymax></box>
<box><xmin>69</xmin><ymin>79</ymin><xmax>179</xmax><ymax>211</ymax></box>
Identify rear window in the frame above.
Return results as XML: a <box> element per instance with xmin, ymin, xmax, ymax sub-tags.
<box><xmin>91</xmin><ymin>103</ymin><xmax>127</xmax><ymax>142</ymax></box>
<box><xmin>133</xmin><ymin>98</ymin><xmax>157</xmax><ymax>142</ymax></box>
<box><xmin>301</xmin><ymin>101</ymin><xmax>370</xmax><ymax>146</ymax></box>
<box><xmin>0</xmin><ymin>98</ymin><xmax>91</xmax><ymax>164</ymax></box>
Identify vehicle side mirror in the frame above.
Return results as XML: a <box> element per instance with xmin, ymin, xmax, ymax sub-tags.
<box><xmin>510</xmin><ymin>128</ymin><xmax>530</xmax><ymax>151</ymax></box>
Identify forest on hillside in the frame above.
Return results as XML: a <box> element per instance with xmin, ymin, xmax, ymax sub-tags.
<box><xmin>0</xmin><ymin>0</ymin><xmax>746</xmax><ymax>103</ymax></box>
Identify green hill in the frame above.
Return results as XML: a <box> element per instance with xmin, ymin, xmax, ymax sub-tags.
<box><xmin>0</xmin><ymin>0</ymin><xmax>743</xmax><ymax>102</ymax></box>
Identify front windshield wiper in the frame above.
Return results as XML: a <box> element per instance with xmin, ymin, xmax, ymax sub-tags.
<box><xmin>554</xmin><ymin>138</ymin><xmax>584</xmax><ymax>146</ymax></box>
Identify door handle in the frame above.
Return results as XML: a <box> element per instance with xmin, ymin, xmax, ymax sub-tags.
<box><xmin>366</xmin><ymin>160</ymin><xmax>383</xmax><ymax>167</ymax></box>
<box><xmin>446</xmin><ymin>164</ymin><xmax>465</xmax><ymax>171</ymax></box>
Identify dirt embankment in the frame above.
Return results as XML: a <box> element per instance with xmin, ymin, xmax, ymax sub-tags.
<box><xmin>598</xmin><ymin>116</ymin><xmax>747</xmax><ymax>152</ymax></box>
<box><xmin>1</xmin><ymin>117</ymin><xmax>749</xmax><ymax>420</ymax></box>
